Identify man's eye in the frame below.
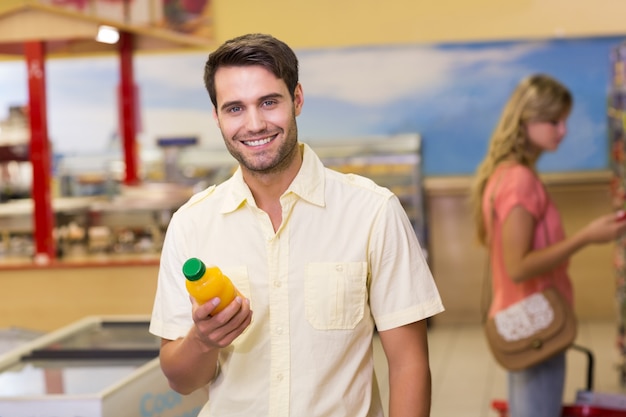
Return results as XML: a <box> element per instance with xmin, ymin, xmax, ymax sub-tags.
<box><xmin>262</xmin><ymin>100</ymin><xmax>276</xmax><ymax>107</ymax></box>
<box><xmin>228</xmin><ymin>106</ymin><xmax>242</xmax><ymax>113</ymax></box>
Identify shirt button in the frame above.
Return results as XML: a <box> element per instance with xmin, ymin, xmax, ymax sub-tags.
<box><xmin>277</xmin><ymin>373</ymin><xmax>284</xmax><ymax>381</ymax></box>
<box><xmin>276</xmin><ymin>327</ymin><xmax>283</xmax><ymax>334</ymax></box>
<box><xmin>335</xmin><ymin>265</ymin><xmax>343</xmax><ymax>272</ymax></box>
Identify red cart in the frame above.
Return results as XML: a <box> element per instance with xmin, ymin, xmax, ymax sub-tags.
<box><xmin>491</xmin><ymin>346</ymin><xmax>626</xmax><ymax>417</ymax></box>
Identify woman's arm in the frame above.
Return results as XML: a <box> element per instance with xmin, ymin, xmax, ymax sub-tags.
<box><xmin>502</xmin><ymin>206</ymin><xmax>626</xmax><ymax>283</ymax></box>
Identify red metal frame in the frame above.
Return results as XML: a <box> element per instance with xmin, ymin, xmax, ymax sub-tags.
<box><xmin>25</xmin><ymin>41</ymin><xmax>55</xmax><ymax>262</ymax></box>
<box><xmin>20</xmin><ymin>29</ymin><xmax>140</xmax><ymax>261</ymax></box>
<box><xmin>119</xmin><ymin>30</ymin><xmax>139</xmax><ymax>185</ymax></box>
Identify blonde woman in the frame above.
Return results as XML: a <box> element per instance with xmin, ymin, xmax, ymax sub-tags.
<box><xmin>470</xmin><ymin>73</ymin><xmax>626</xmax><ymax>417</ymax></box>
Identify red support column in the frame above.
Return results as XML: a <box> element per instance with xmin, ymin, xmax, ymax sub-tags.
<box><xmin>25</xmin><ymin>41</ymin><xmax>55</xmax><ymax>263</ymax></box>
<box><xmin>119</xmin><ymin>31</ymin><xmax>139</xmax><ymax>185</ymax></box>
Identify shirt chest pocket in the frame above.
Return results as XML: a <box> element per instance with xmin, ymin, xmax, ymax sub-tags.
<box><xmin>305</xmin><ymin>262</ymin><xmax>368</xmax><ymax>330</ymax></box>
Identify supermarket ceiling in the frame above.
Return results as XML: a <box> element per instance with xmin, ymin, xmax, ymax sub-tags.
<box><xmin>0</xmin><ymin>0</ymin><xmax>214</xmax><ymax>58</ymax></box>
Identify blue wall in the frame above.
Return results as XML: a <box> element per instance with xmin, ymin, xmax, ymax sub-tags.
<box><xmin>0</xmin><ymin>36</ymin><xmax>622</xmax><ymax>176</ymax></box>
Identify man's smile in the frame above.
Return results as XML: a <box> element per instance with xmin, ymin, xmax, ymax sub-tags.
<box><xmin>243</xmin><ymin>136</ymin><xmax>274</xmax><ymax>147</ymax></box>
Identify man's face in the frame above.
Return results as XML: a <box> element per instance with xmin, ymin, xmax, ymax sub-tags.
<box><xmin>212</xmin><ymin>65</ymin><xmax>303</xmax><ymax>175</ymax></box>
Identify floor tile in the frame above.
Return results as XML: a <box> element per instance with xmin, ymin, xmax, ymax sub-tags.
<box><xmin>374</xmin><ymin>320</ymin><xmax>626</xmax><ymax>417</ymax></box>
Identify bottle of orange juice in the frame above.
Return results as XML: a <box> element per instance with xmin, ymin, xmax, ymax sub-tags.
<box><xmin>183</xmin><ymin>257</ymin><xmax>242</xmax><ymax>315</ymax></box>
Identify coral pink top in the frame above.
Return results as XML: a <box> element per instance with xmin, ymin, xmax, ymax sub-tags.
<box><xmin>483</xmin><ymin>163</ymin><xmax>573</xmax><ymax>317</ymax></box>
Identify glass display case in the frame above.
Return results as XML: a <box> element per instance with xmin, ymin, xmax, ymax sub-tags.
<box><xmin>0</xmin><ymin>184</ymin><xmax>194</xmax><ymax>260</ymax></box>
<box><xmin>0</xmin><ymin>134</ymin><xmax>425</xmax><ymax>262</ymax></box>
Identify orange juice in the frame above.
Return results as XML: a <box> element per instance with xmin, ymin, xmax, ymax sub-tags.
<box><xmin>183</xmin><ymin>257</ymin><xmax>241</xmax><ymax>315</ymax></box>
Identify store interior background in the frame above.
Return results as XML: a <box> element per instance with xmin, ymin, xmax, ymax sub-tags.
<box><xmin>0</xmin><ymin>0</ymin><xmax>624</xmax><ymax>335</ymax></box>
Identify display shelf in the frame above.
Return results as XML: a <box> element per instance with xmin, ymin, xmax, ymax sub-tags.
<box><xmin>608</xmin><ymin>41</ymin><xmax>626</xmax><ymax>386</ymax></box>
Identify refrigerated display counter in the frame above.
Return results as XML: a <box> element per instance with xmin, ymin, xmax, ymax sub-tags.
<box><xmin>0</xmin><ymin>134</ymin><xmax>424</xmax><ymax>264</ymax></box>
<box><xmin>0</xmin><ymin>315</ymin><xmax>207</xmax><ymax>417</ymax></box>
<box><xmin>0</xmin><ymin>183</ymin><xmax>193</xmax><ymax>261</ymax></box>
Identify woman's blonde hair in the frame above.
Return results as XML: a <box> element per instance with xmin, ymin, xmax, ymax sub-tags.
<box><xmin>469</xmin><ymin>74</ymin><xmax>573</xmax><ymax>246</ymax></box>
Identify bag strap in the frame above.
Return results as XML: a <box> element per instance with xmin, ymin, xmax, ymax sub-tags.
<box><xmin>480</xmin><ymin>170</ymin><xmax>505</xmax><ymax>323</ymax></box>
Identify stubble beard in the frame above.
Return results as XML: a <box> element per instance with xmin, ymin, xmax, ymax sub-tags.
<box><xmin>223</xmin><ymin>112</ymin><xmax>299</xmax><ymax>176</ymax></box>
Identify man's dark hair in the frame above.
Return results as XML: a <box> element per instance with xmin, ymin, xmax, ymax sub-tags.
<box><xmin>204</xmin><ymin>33</ymin><xmax>300</xmax><ymax>109</ymax></box>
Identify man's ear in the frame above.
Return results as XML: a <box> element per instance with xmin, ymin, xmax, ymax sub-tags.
<box><xmin>293</xmin><ymin>83</ymin><xmax>304</xmax><ymax>116</ymax></box>
<box><xmin>212</xmin><ymin>108</ymin><xmax>220</xmax><ymax>127</ymax></box>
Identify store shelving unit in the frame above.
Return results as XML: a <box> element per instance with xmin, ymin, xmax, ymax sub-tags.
<box><xmin>608</xmin><ymin>41</ymin><xmax>626</xmax><ymax>385</ymax></box>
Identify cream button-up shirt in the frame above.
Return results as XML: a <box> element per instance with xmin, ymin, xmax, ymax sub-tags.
<box><xmin>150</xmin><ymin>143</ymin><xmax>444</xmax><ymax>417</ymax></box>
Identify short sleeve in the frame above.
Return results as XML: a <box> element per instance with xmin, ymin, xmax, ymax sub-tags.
<box><xmin>494</xmin><ymin>165</ymin><xmax>545</xmax><ymax>222</ymax></box>
<box><xmin>368</xmin><ymin>195</ymin><xmax>444</xmax><ymax>331</ymax></box>
<box><xmin>149</xmin><ymin>213</ymin><xmax>194</xmax><ymax>341</ymax></box>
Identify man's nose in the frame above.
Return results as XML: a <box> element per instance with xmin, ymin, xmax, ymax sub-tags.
<box><xmin>245</xmin><ymin>108</ymin><xmax>267</xmax><ymax>132</ymax></box>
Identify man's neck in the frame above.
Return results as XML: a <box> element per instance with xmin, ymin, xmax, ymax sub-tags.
<box><xmin>242</xmin><ymin>145</ymin><xmax>303</xmax><ymax>227</ymax></box>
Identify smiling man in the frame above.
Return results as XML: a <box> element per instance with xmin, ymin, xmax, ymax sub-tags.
<box><xmin>149</xmin><ymin>33</ymin><xmax>444</xmax><ymax>417</ymax></box>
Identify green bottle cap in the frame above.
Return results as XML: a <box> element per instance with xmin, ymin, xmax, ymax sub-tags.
<box><xmin>183</xmin><ymin>258</ymin><xmax>206</xmax><ymax>281</ymax></box>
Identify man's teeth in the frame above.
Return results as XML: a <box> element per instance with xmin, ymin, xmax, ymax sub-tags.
<box><xmin>244</xmin><ymin>137</ymin><xmax>272</xmax><ymax>147</ymax></box>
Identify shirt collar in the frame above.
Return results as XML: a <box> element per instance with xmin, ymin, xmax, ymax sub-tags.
<box><xmin>220</xmin><ymin>142</ymin><xmax>326</xmax><ymax>214</ymax></box>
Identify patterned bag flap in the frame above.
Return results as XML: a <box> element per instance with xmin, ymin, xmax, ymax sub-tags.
<box><xmin>485</xmin><ymin>287</ymin><xmax>569</xmax><ymax>353</ymax></box>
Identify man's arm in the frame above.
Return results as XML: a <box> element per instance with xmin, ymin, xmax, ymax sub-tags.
<box><xmin>159</xmin><ymin>296</ymin><xmax>253</xmax><ymax>394</ymax></box>
<box><xmin>378</xmin><ymin>320</ymin><xmax>431</xmax><ymax>417</ymax></box>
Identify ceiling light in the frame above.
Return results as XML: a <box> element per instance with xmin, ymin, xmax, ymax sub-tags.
<box><xmin>96</xmin><ymin>25</ymin><xmax>120</xmax><ymax>44</ymax></box>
